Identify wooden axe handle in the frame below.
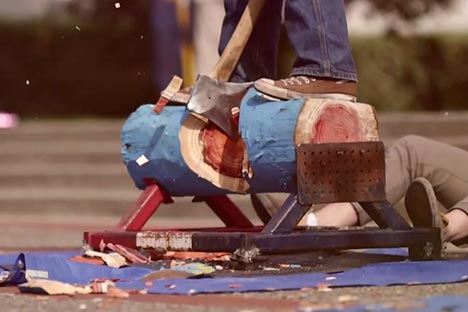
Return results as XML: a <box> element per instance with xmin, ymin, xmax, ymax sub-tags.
<box><xmin>209</xmin><ymin>0</ymin><xmax>267</xmax><ymax>81</ymax></box>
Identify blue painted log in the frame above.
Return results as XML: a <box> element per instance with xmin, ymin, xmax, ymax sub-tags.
<box><xmin>121</xmin><ymin>89</ymin><xmax>378</xmax><ymax>197</ymax></box>
<box><xmin>122</xmin><ymin>105</ymin><xmax>228</xmax><ymax>197</ymax></box>
<box><xmin>239</xmin><ymin>92</ymin><xmax>304</xmax><ymax>193</ymax></box>
<box><xmin>121</xmin><ymin>89</ymin><xmax>305</xmax><ymax>196</ymax></box>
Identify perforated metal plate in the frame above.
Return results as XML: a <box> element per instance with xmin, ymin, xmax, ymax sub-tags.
<box><xmin>297</xmin><ymin>142</ymin><xmax>386</xmax><ymax>205</ymax></box>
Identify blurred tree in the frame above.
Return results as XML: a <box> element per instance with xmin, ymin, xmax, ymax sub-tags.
<box><xmin>342</xmin><ymin>0</ymin><xmax>458</xmax><ymax>111</ymax></box>
<box><xmin>345</xmin><ymin>0</ymin><xmax>455</xmax><ymax>32</ymax></box>
<box><xmin>65</xmin><ymin>0</ymin><xmax>150</xmax><ymax>32</ymax></box>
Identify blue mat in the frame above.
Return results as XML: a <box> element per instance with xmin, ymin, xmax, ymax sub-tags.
<box><xmin>1</xmin><ymin>250</ymin><xmax>468</xmax><ymax>295</ymax></box>
<box><xmin>119</xmin><ymin>260</ymin><xmax>468</xmax><ymax>294</ymax></box>
<box><xmin>0</xmin><ymin>252</ymin><xmax>153</xmax><ymax>285</ymax></box>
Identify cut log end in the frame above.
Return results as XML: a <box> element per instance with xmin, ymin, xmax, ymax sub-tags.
<box><xmin>179</xmin><ymin>114</ymin><xmax>249</xmax><ymax>193</ymax></box>
<box><xmin>311</xmin><ymin>105</ymin><xmax>362</xmax><ymax>143</ymax></box>
<box><xmin>296</xmin><ymin>99</ymin><xmax>379</xmax><ymax>145</ymax></box>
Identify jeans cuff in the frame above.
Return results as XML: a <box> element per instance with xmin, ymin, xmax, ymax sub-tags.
<box><xmin>291</xmin><ymin>67</ymin><xmax>358</xmax><ymax>82</ymax></box>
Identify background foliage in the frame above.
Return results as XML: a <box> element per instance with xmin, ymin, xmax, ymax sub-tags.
<box><xmin>0</xmin><ymin>0</ymin><xmax>466</xmax><ymax>117</ymax></box>
<box><xmin>345</xmin><ymin>0</ymin><xmax>453</xmax><ymax>26</ymax></box>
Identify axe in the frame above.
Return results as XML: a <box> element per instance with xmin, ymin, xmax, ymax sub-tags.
<box><xmin>187</xmin><ymin>0</ymin><xmax>267</xmax><ymax>139</ymax></box>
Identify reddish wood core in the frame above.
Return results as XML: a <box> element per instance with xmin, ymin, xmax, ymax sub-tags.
<box><xmin>201</xmin><ymin>122</ymin><xmax>245</xmax><ymax>178</ymax></box>
<box><xmin>311</xmin><ymin>106</ymin><xmax>362</xmax><ymax>143</ymax></box>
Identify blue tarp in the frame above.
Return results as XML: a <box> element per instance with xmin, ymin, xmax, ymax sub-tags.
<box><xmin>1</xmin><ymin>250</ymin><xmax>468</xmax><ymax>295</ymax></box>
<box><xmin>119</xmin><ymin>260</ymin><xmax>468</xmax><ymax>294</ymax></box>
<box><xmin>0</xmin><ymin>252</ymin><xmax>153</xmax><ymax>286</ymax></box>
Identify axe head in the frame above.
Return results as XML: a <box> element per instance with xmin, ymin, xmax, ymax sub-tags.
<box><xmin>187</xmin><ymin>75</ymin><xmax>253</xmax><ymax>140</ymax></box>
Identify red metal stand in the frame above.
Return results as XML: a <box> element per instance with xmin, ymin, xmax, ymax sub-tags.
<box><xmin>193</xmin><ymin>195</ymin><xmax>254</xmax><ymax>228</ymax></box>
<box><xmin>115</xmin><ymin>184</ymin><xmax>172</xmax><ymax>231</ymax></box>
<box><xmin>85</xmin><ymin>183</ymin><xmax>256</xmax><ymax>249</ymax></box>
<box><xmin>113</xmin><ymin>184</ymin><xmax>254</xmax><ymax>232</ymax></box>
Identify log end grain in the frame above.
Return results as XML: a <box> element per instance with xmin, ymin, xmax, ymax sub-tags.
<box><xmin>295</xmin><ymin>98</ymin><xmax>379</xmax><ymax>145</ymax></box>
<box><xmin>179</xmin><ymin>114</ymin><xmax>249</xmax><ymax>193</ymax></box>
<box><xmin>201</xmin><ymin>122</ymin><xmax>245</xmax><ymax>178</ymax></box>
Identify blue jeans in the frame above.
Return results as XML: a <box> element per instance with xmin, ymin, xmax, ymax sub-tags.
<box><xmin>219</xmin><ymin>0</ymin><xmax>357</xmax><ymax>82</ymax></box>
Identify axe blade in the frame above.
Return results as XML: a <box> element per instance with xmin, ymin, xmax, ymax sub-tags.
<box><xmin>187</xmin><ymin>75</ymin><xmax>253</xmax><ymax>140</ymax></box>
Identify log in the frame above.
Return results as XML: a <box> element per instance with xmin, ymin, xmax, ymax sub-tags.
<box><xmin>122</xmin><ymin>89</ymin><xmax>378</xmax><ymax>196</ymax></box>
<box><xmin>122</xmin><ymin>106</ymin><xmax>228</xmax><ymax>196</ymax></box>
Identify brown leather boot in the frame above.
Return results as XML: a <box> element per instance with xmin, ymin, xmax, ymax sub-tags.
<box><xmin>254</xmin><ymin>75</ymin><xmax>357</xmax><ymax>101</ymax></box>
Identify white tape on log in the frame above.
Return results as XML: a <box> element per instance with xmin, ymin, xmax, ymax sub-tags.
<box><xmin>136</xmin><ymin>155</ymin><xmax>149</xmax><ymax>166</ymax></box>
<box><xmin>136</xmin><ymin>232</ymin><xmax>193</xmax><ymax>251</ymax></box>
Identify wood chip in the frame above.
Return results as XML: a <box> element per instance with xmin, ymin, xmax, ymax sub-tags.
<box><xmin>69</xmin><ymin>255</ymin><xmax>105</xmax><ymax>266</ymax></box>
<box><xmin>316</xmin><ymin>283</ymin><xmax>333</xmax><ymax>292</ymax></box>
<box><xmin>106</xmin><ymin>286</ymin><xmax>130</xmax><ymax>298</ymax></box>
<box><xmin>19</xmin><ymin>280</ymin><xmax>91</xmax><ymax>296</ymax></box>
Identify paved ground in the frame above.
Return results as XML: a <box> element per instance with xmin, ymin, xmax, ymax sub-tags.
<box><xmin>1</xmin><ymin>112</ymin><xmax>468</xmax><ymax>311</ymax></box>
<box><xmin>3</xmin><ymin>284</ymin><xmax>468</xmax><ymax>312</ymax></box>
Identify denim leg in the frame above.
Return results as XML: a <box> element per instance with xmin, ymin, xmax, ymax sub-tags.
<box><xmin>218</xmin><ymin>0</ymin><xmax>283</xmax><ymax>82</ymax></box>
<box><xmin>285</xmin><ymin>0</ymin><xmax>357</xmax><ymax>81</ymax></box>
<box><xmin>150</xmin><ymin>0</ymin><xmax>182</xmax><ymax>91</ymax></box>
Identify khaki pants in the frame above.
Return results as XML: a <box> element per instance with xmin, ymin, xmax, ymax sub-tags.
<box><xmin>355</xmin><ymin>135</ymin><xmax>468</xmax><ymax>225</ymax></box>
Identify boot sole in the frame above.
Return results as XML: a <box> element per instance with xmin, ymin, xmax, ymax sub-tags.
<box><xmin>404</xmin><ymin>177</ymin><xmax>441</xmax><ymax>229</ymax></box>
<box><xmin>254</xmin><ymin>80</ymin><xmax>357</xmax><ymax>102</ymax></box>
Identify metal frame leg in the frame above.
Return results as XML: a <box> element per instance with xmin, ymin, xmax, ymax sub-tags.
<box><xmin>359</xmin><ymin>201</ymin><xmax>411</xmax><ymax>230</ymax></box>
<box><xmin>409</xmin><ymin>232</ymin><xmax>442</xmax><ymax>261</ymax></box>
<box><xmin>116</xmin><ymin>184</ymin><xmax>172</xmax><ymax>231</ymax></box>
<box><xmin>261</xmin><ymin>194</ymin><xmax>311</xmax><ymax>235</ymax></box>
<box><xmin>194</xmin><ymin>195</ymin><xmax>254</xmax><ymax>228</ymax></box>
<box><xmin>250</xmin><ymin>194</ymin><xmax>273</xmax><ymax>225</ymax></box>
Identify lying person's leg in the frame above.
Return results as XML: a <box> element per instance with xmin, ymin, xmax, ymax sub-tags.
<box><xmin>405</xmin><ymin>177</ymin><xmax>468</xmax><ymax>244</ymax></box>
<box><xmin>312</xmin><ymin>203</ymin><xmax>358</xmax><ymax>227</ymax></box>
<box><xmin>386</xmin><ymin>135</ymin><xmax>468</xmax><ymax>209</ymax></box>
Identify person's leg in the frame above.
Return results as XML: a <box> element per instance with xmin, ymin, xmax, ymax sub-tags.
<box><xmin>404</xmin><ymin>179</ymin><xmax>468</xmax><ymax>244</ymax></box>
<box><xmin>286</xmin><ymin>0</ymin><xmax>356</xmax><ymax>81</ymax></box>
<box><xmin>150</xmin><ymin>0</ymin><xmax>183</xmax><ymax>93</ymax></box>
<box><xmin>388</xmin><ymin>136</ymin><xmax>468</xmax><ymax>209</ymax></box>
<box><xmin>410</xmin><ymin>137</ymin><xmax>468</xmax><ymax>243</ymax></box>
<box><xmin>358</xmin><ymin>135</ymin><xmax>468</xmax><ymax>226</ymax></box>
<box><xmin>254</xmin><ymin>0</ymin><xmax>357</xmax><ymax>100</ymax></box>
<box><xmin>218</xmin><ymin>0</ymin><xmax>283</xmax><ymax>82</ymax></box>
<box><xmin>313</xmin><ymin>203</ymin><xmax>358</xmax><ymax>227</ymax></box>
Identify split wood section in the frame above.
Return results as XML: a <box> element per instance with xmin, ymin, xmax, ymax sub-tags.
<box><xmin>179</xmin><ymin>98</ymin><xmax>379</xmax><ymax>193</ymax></box>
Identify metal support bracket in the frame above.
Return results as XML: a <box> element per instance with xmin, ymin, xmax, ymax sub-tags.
<box><xmin>297</xmin><ymin>141</ymin><xmax>386</xmax><ymax>205</ymax></box>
